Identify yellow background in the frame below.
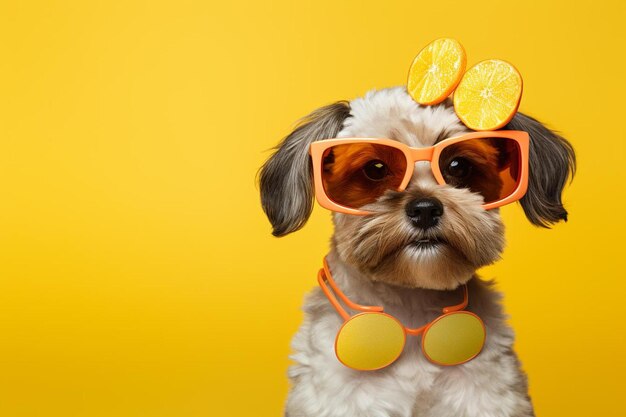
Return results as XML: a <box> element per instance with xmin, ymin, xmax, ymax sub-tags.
<box><xmin>1</xmin><ymin>1</ymin><xmax>624</xmax><ymax>416</ymax></box>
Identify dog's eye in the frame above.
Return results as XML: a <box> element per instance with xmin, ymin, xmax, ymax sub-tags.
<box><xmin>445</xmin><ymin>157</ymin><xmax>472</xmax><ymax>179</ymax></box>
<box><xmin>363</xmin><ymin>160</ymin><xmax>388</xmax><ymax>181</ymax></box>
<box><xmin>323</xmin><ymin>150</ymin><xmax>335</xmax><ymax>165</ymax></box>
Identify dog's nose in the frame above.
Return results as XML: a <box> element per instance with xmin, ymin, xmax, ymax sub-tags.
<box><xmin>405</xmin><ymin>197</ymin><xmax>444</xmax><ymax>230</ymax></box>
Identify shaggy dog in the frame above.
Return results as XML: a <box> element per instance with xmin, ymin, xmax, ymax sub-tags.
<box><xmin>258</xmin><ymin>87</ymin><xmax>575</xmax><ymax>417</ymax></box>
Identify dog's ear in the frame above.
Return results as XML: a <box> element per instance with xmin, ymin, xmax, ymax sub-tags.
<box><xmin>504</xmin><ymin>112</ymin><xmax>576</xmax><ymax>227</ymax></box>
<box><xmin>258</xmin><ymin>101</ymin><xmax>351</xmax><ymax>237</ymax></box>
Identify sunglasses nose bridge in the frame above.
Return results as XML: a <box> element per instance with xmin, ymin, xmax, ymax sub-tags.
<box><xmin>409</xmin><ymin>147</ymin><xmax>435</xmax><ymax>162</ymax></box>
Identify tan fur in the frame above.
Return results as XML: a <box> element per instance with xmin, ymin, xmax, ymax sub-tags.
<box><xmin>333</xmin><ymin>181</ymin><xmax>505</xmax><ymax>290</ymax></box>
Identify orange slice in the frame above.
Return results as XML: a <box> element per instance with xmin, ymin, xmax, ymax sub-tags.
<box><xmin>453</xmin><ymin>59</ymin><xmax>523</xmax><ymax>131</ymax></box>
<box><xmin>407</xmin><ymin>38</ymin><xmax>466</xmax><ymax>105</ymax></box>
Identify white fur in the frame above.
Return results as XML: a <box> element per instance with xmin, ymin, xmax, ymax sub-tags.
<box><xmin>284</xmin><ymin>88</ymin><xmax>534</xmax><ymax>417</ymax></box>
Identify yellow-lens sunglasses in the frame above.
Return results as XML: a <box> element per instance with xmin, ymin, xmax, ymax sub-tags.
<box><xmin>318</xmin><ymin>257</ymin><xmax>486</xmax><ymax>371</ymax></box>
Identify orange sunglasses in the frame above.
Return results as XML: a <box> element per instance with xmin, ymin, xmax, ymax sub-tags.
<box><xmin>318</xmin><ymin>258</ymin><xmax>486</xmax><ymax>370</ymax></box>
<box><xmin>309</xmin><ymin>130</ymin><xmax>529</xmax><ymax>215</ymax></box>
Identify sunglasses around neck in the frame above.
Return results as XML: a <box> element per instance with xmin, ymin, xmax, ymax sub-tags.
<box><xmin>308</xmin><ymin>130</ymin><xmax>529</xmax><ymax>215</ymax></box>
<box><xmin>318</xmin><ymin>257</ymin><xmax>486</xmax><ymax>371</ymax></box>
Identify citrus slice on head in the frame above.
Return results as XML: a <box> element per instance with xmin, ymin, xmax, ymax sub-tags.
<box><xmin>407</xmin><ymin>38</ymin><xmax>466</xmax><ymax>105</ymax></box>
<box><xmin>453</xmin><ymin>59</ymin><xmax>523</xmax><ymax>131</ymax></box>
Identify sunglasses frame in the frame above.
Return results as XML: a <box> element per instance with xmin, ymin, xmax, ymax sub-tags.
<box><xmin>309</xmin><ymin>130</ymin><xmax>530</xmax><ymax>215</ymax></box>
<box><xmin>318</xmin><ymin>257</ymin><xmax>486</xmax><ymax>370</ymax></box>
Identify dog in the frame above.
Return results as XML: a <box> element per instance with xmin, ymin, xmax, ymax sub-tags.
<box><xmin>258</xmin><ymin>86</ymin><xmax>575</xmax><ymax>417</ymax></box>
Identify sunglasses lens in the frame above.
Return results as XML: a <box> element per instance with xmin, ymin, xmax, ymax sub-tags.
<box><xmin>335</xmin><ymin>313</ymin><xmax>405</xmax><ymax>371</ymax></box>
<box><xmin>422</xmin><ymin>312</ymin><xmax>485</xmax><ymax>365</ymax></box>
<box><xmin>438</xmin><ymin>137</ymin><xmax>522</xmax><ymax>204</ymax></box>
<box><xmin>321</xmin><ymin>143</ymin><xmax>407</xmax><ymax>209</ymax></box>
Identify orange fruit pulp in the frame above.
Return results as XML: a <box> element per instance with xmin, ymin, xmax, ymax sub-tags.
<box><xmin>407</xmin><ymin>38</ymin><xmax>467</xmax><ymax>106</ymax></box>
<box><xmin>453</xmin><ymin>59</ymin><xmax>523</xmax><ymax>131</ymax></box>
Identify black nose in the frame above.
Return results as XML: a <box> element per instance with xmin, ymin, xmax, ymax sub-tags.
<box><xmin>405</xmin><ymin>197</ymin><xmax>444</xmax><ymax>230</ymax></box>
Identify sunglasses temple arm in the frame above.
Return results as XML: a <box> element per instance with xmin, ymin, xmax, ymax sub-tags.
<box><xmin>322</xmin><ymin>257</ymin><xmax>384</xmax><ymax>313</ymax></box>
<box><xmin>442</xmin><ymin>284</ymin><xmax>469</xmax><ymax>314</ymax></box>
<box><xmin>318</xmin><ymin>269</ymin><xmax>350</xmax><ymax>321</ymax></box>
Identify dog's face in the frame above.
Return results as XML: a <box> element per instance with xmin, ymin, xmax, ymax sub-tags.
<box><xmin>259</xmin><ymin>87</ymin><xmax>575</xmax><ymax>290</ymax></box>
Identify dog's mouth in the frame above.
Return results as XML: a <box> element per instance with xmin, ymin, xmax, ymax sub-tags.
<box><xmin>408</xmin><ymin>236</ymin><xmax>448</xmax><ymax>249</ymax></box>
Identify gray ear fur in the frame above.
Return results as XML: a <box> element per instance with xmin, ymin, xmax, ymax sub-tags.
<box><xmin>258</xmin><ymin>101</ymin><xmax>351</xmax><ymax>237</ymax></box>
<box><xmin>504</xmin><ymin>112</ymin><xmax>576</xmax><ymax>227</ymax></box>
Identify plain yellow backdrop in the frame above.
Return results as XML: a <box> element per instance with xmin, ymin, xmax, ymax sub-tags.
<box><xmin>0</xmin><ymin>1</ymin><xmax>624</xmax><ymax>416</ymax></box>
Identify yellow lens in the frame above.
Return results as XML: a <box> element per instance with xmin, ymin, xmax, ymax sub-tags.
<box><xmin>335</xmin><ymin>313</ymin><xmax>405</xmax><ymax>371</ymax></box>
<box><xmin>422</xmin><ymin>312</ymin><xmax>485</xmax><ymax>365</ymax></box>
